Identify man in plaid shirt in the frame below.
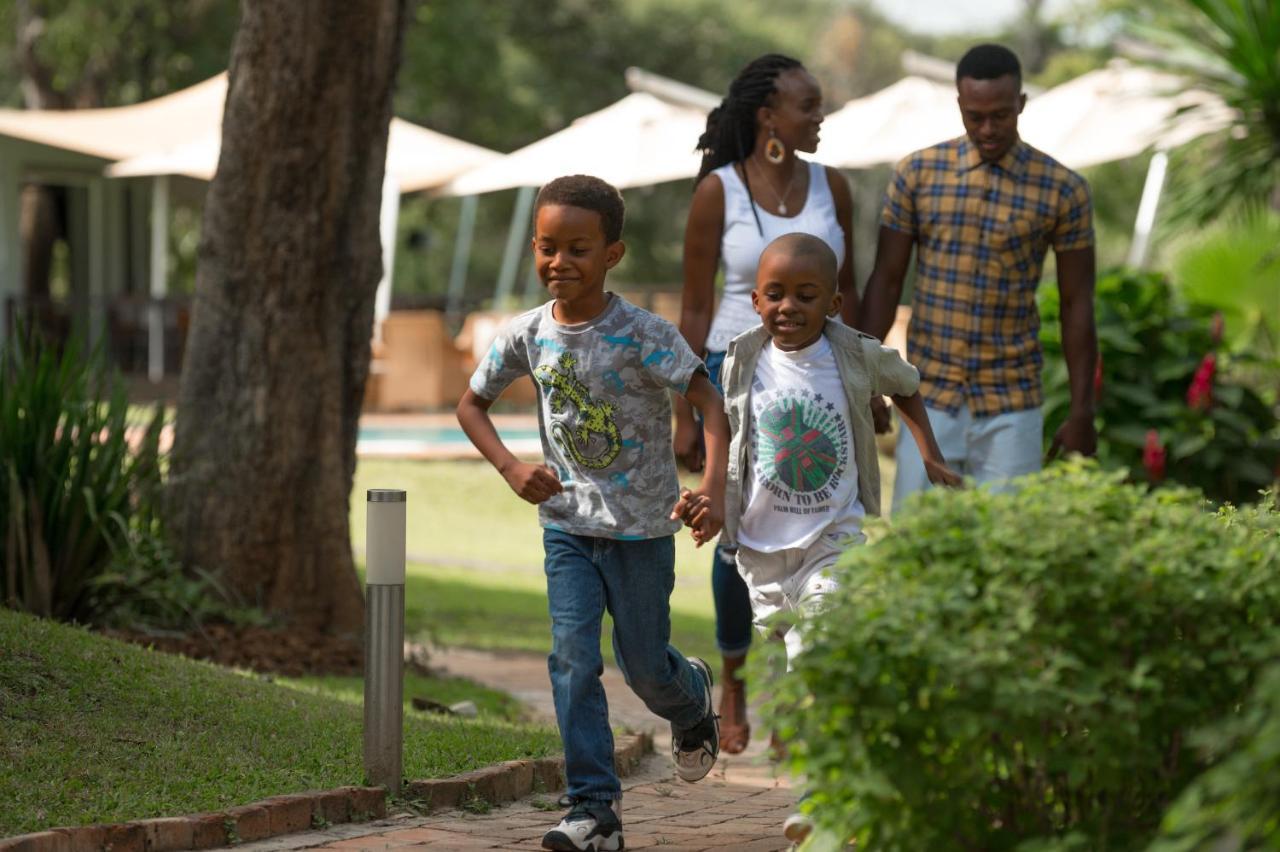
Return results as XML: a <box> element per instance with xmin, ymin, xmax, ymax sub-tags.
<box><xmin>858</xmin><ymin>43</ymin><xmax>1098</xmax><ymax>507</ymax></box>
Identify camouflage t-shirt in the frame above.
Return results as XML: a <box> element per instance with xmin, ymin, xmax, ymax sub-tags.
<box><xmin>470</xmin><ymin>294</ymin><xmax>706</xmax><ymax>540</ymax></box>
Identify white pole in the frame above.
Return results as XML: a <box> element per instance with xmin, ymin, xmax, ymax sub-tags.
<box><xmin>494</xmin><ymin>185</ymin><xmax>536</xmax><ymax>309</ymax></box>
<box><xmin>87</xmin><ymin>178</ymin><xmax>106</xmax><ymax>348</ymax></box>
<box><xmin>364</xmin><ymin>488</ymin><xmax>406</xmax><ymax>793</ymax></box>
<box><xmin>1126</xmin><ymin>150</ymin><xmax>1169</xmax><ymax>270</ymax></box>
<box><xmin>445</xmin><ymin>194</ymin><xmax>478</xmax><ymax>318</ymax></box>
<box><xmin>148</xmin><ymin>174</ymin><xmax>170</xmax><ymax>383</ymax></box>
<box><xmin>0</xmin><ymin>148</ymin><xmax>21</xmax><ymax>346</ymax></box>
<box><xmin>374</xmin><ymin>173</ymin><xmax>401</xmax><ymax>343</ymax></box>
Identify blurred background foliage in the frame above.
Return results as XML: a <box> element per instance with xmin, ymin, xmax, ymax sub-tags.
<box><xmin>0</xmin><ymin>0</ymin><xmax>1273</xmax><ymax>320</ymax></box>
<box><xmin>0</xmin><ymin>0</ymin><xmax>1160</xmax><ymax>300</ymax></box>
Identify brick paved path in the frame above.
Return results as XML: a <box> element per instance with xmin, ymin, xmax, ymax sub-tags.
<box><xmin>239</xmin><ymin>648</ymin><xmax>797</xmax><ymax>851</ymax></box>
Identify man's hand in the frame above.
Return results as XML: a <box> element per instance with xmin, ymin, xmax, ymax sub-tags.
<box><xmin>670</xmin><ymin>487</ymin><xmax>722</xmax><ymax>547</ymax></box>
<box><xmin>870</xmin><ymin>395</ymin><xmax>892</xmax><ymax>434</ymax></box>
<box><xmin>923</xmin><ymin>457</ymin><xmax>963</xmax><ymax>487</ymax></box>
<box><xmin>500</xmin><ymin>461</ymin><xmax>563</xmax><ymax>504</ymax></box>
<box><xmin>673</xmin><ymin>414</ymin><xmax>704</xmax><ymax>472</ymax></box>
<box><xmin>1047</xmin><ymin>412</ymin><xmax>1097</xmax><ymax>460</ymax></box>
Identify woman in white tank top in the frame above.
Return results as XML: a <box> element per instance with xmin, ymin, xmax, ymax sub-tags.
<box><xmin>673</xmin><ymin>54</ymin><xmax>857</xmax><ymax>756</ymax></box>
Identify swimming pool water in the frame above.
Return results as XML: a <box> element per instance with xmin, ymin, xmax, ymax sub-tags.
<box><xmin>358</xmin><ymin>425</ymin><xmax>542</xmax><ymax>445</ymax></box>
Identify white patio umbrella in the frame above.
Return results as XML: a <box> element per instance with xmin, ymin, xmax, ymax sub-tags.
<box><xmin>816</xmin><ymin>76</ymin><xmax>961</xmax><ymax>169</ymax></box>
<box><xmin>1020</xmin><ymin>60</ymin><xmax>1232</xmax><ymax>170</ymax></box>
<box><xmin>436</xmin><ymin>91</ymin><xmax>708</xmax><ymax>197</ymax></box>
<box><xmin>106</xmin><ymin>116</ymin><xmax>498</xmax><ymax>193</ymax></box>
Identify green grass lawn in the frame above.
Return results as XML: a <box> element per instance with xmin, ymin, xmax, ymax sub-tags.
<box><xmin>351</xmin><ymin>459</ymin><xmax>721</xmax><ymax>663</ymax></box>
<box><xmin>0</xmin><ymin>610</ymin><xmax>560</xmax><ymax>836</ymax></box>
<box><xmin>350</xmin><ymin>455</ymin><xmax>897</xmax><ymax>664</ymax></box>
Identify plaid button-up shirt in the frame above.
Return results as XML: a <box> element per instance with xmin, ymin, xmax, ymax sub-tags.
<box><xmin>881</xmin><ymin>136</ymin><xmax>1094</xmax><ymax>416</ymax></box>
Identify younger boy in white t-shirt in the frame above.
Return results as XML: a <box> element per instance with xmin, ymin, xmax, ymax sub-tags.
<box><xmin>676</xmin><ymin>232</ymin><xmax>959</xmax><ymax>844</ymax></box>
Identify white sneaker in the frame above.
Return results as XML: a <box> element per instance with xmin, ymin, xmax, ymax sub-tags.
<box><xmin>541</xmin><ymin>796</ymin><xmax>623</xmax><ymax>851</ymax></box>
<box><xmin>783</xmin><ymin>811</ymin><xmax>813</xmax><ymax>843</ymax></box>
<box><xmin>671</xmin><ymin>656</ymin><xmax>719</xmax><ymax>783</ymax></box>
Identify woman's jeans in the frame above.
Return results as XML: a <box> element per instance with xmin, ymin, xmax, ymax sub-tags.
<box><xmin>543</xmin><ymin>529</ymin><xmax>710</xmax><ymax>801</ymax></box>
<box><xmin>704</xmin><ymin>350</ymin><xmax>753</xmax><ymax>657</ymax></box>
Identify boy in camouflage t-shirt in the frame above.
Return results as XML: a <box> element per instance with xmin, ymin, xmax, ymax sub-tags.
<box><xmin>457</xmin><ymin>176</ymin><xmax>729</xmax><ymax>852</ymax></box>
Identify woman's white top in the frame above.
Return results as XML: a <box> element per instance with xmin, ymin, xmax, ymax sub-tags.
<box><xmin>704</xmin><ymin>159</ymin><xmax>846</xmax><ymax>354</ymax></box>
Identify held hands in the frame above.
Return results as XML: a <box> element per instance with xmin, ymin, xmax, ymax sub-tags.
<box><xmin>923</xmin><ymin>456</ymin><xmax>963</xmax><ymax>488</ymax></box>
<box><xmin>670</xmin><ymin>487</ymin><xmax>723</xmax><ymax>547</ymax></box>
<box><xmin>1048</xmin><ymin>412</ymin><xmax>1097</xmax><ymax>460</ymax></box>
<box><xmin>500</xmin><ymin>460</ymin><xmax>563</xmax><ymax>504</ymax></box>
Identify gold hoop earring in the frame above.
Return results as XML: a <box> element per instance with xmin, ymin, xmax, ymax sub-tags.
<box><xmin>764</xmin><ymin>131</ymin><xmax>786</xmax><ymax>164</ymax></box>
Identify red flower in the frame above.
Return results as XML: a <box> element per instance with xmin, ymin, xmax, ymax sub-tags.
<box><xmin>1093</xmin><ymin>352</ymin><xmax>1104</xmax><ymax>400</ymax></box>
<box><xmin>1143</xmin><ymin>429</ymin><xmax>1166</xmax><ymax>483</ymax></box>
<box><xmin>1186</xmin><ymin>352</ymin><xmax>1216</xmax><ymax>411</ymax></box>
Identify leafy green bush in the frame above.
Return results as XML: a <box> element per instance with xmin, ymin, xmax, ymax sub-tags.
<box><xmin>1040</xmin><ymin>270</ymin><xmax>1279</xmax><ymax>503</ymax></box>
<box><xmin>766</xmin><ymin>464</ymin><xmax>1280</xmax><ymax>851</ymax></box>
<box><xmin>1151</xmin><ymin>664</ymin><xmax>1280</xmax><ymax>851</ymax></box>
<box><xmin>0</xmin><ymin>331</ymin><xmax>232</xmax><ymax>627</ymax></box>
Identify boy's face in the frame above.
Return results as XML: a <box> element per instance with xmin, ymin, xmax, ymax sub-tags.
<box><xmin>532</xmin><ymin>204</ymin><xmax>623</xmax><ymax>308</ymax></box>
<box><xmin>751</xmin><ymin>250</ymin><xmax>841</xmax><ymax>351</ymax></box>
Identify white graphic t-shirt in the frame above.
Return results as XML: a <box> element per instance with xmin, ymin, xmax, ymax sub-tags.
<box><xmin>737</xmin><ymin>335</ymin><xmax>863</xmax><ymax>552</ymax></box>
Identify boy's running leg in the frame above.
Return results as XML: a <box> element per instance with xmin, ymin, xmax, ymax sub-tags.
<box><xmin>599</xmin><ymin>535</ymin><xmax>719</xmax><ymax>782</ymax></box>
<box><xmin>542</xmin><ymin>529</ymin><xmax>623</xmax><ymax>851</ymax></box>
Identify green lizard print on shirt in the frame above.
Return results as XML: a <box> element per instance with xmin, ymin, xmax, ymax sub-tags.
<box><xmin>533</xmin><ymin>352</ymin><xmax>622</xmax><ymax>470</ymax></box>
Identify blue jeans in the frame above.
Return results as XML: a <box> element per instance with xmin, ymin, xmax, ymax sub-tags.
<box><xmin>543</xmin><ymin>529</ymin><xmax>710</xmax><ymax>802</ymax></box>
<box><xmin>704</xmin><ymin>350</ymin><xmax>753</xmax><ymax>657</ymax></box>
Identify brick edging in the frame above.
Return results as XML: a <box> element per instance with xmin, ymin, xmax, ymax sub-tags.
<box><xmin>0</xmin><ymin>732</ymin><xmax>653</xmax><ymax>852</ymax></box>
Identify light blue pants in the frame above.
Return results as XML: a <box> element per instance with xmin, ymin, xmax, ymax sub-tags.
<box><xmin>893</xmin><ymin>405</ymin><xmax>1043</xmax><ymax>511</ymax></box>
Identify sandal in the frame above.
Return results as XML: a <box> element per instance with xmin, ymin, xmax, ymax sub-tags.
<box><xmin>718</xmin><ymin>654</ymin><xmax>750</xmax><ymax>754</ymax></box>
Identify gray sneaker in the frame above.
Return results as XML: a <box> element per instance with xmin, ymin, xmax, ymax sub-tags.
<box><xmin>541</xmin><ymin>796</ymin><xmax>622</xmax><ymax>851</ymax></box>
<box><xmin>671</xmin><ymin>656</ymin><xmax>719</xmax><ymax>782</ymax></box>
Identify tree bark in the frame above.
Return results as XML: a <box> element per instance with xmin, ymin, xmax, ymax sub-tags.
<box><xmin>168</xmin><ymin>0</ymin><xmax>406</xmax><ymax>634</ymax></box>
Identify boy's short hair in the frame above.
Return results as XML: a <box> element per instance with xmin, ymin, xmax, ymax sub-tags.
<box><xmin>956</xmin><ymin>44</ymin><xmax>1022</xmax><ymax>85</ymax></box>
<box><xmin>535</xmin><ymin>175</ymin><xmax>626</xmax><ymax>244</ymax></box>
<box><xmin>760</xmin><ymin>233</ymin><xmax>838</xmax><ymax>291</ymax></box>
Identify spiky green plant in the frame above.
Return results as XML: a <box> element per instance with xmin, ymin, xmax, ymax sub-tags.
<box><xmin>0</xmin><ymin>330</ymin><xmax>227</xmax><ymax>626</ymax></box>
<box><xmin>1171</xmin><ymin>206</ymin><xmax>1279</xmax><ymax>359</ymax></box>
<box><xmin>1134</xmin><ymin>0</ymin><xmax>1280</xmax><ymax>222</ymax></box>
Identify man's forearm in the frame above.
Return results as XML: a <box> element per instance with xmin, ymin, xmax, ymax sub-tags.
<box><xmin>857</xmin><ymin>270</ymin><xmax>901</xmax><ymax>341</ymax></box>
<box><xmin>1061</xmin><ymin>296</ymin><xmax>1098</xmax><ymax>417</ymax></box>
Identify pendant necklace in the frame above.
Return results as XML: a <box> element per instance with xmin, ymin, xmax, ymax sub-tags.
<box><xmin>753</xmin><ymin>159</ymin><xmax>799</xmax><ymax>215</ymax></box>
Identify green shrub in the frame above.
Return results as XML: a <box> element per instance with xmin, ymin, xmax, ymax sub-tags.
<box><xmin>1150</xmin><ymin>662</ymin><xmax>1280</xmax><ymax>852</ymax></box>
<box><xmin>766</xmin><ymin>464</ymin><xmax>1280</xmax><ymax>851</ymax></box>
<box><xmin>1039</xmin><ymin>270</ymin><xmax>1279</xmax><ymax>504</ymax></box>
<box><xmin>0</xmin><ymin>331</ymin><xmax>231</xmax><ymax>627</ymax></box>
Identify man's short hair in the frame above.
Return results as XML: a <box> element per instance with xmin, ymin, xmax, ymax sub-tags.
<box><xmin>761</xmin><ymin>232</ymin><xmax>838</xmax><ymax>290</ymax></box>
<box><xmin>956</xmin><ymin>44</ymin><xmax>1022</xmax><ymax>85</ymax></box>
<box><xmin>535</xmin><ymin>175</ymin><xmax>626</xmax><ymax>244</ymax></box>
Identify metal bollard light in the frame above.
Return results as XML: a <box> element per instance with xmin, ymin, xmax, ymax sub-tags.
<box><xmin>364</xmin><ymin>488</ymin><xmax>406</xmax><ymax>793</ymax></box>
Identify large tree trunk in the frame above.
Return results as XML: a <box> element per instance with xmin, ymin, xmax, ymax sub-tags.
<box><xmin>168</xmin><ymin>0</ymin><xmax>406</xmax><ymax>634</ymax></box>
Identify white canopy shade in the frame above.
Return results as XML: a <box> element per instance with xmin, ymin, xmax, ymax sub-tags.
<box><xmin>106</xmin><ymin>117</ymin><xmax>498</xmax><ymax>193</ymax></box>
<box><xmin>0</xmin><ymin>75</ymin><xmax>227</xmax><ymax>162</ymax></box>
<box><xmin>1018</xmin><ymin>60</ymin><xmax>1232</xmax><ymax>169</ymax></box>
<box><xmin>816</xmin><ymin>76</ymin><xmax>962</xmax><ymax>169</ymax></box>
<box><xmin>0</xmin><ymin>73</ymin><xmax>497</xmax><ymax>193</ymax></box>
<box><xmin>437</xmin><ymin>91</ymin><xmax>708</xmax><ymax>196</ymax></box>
